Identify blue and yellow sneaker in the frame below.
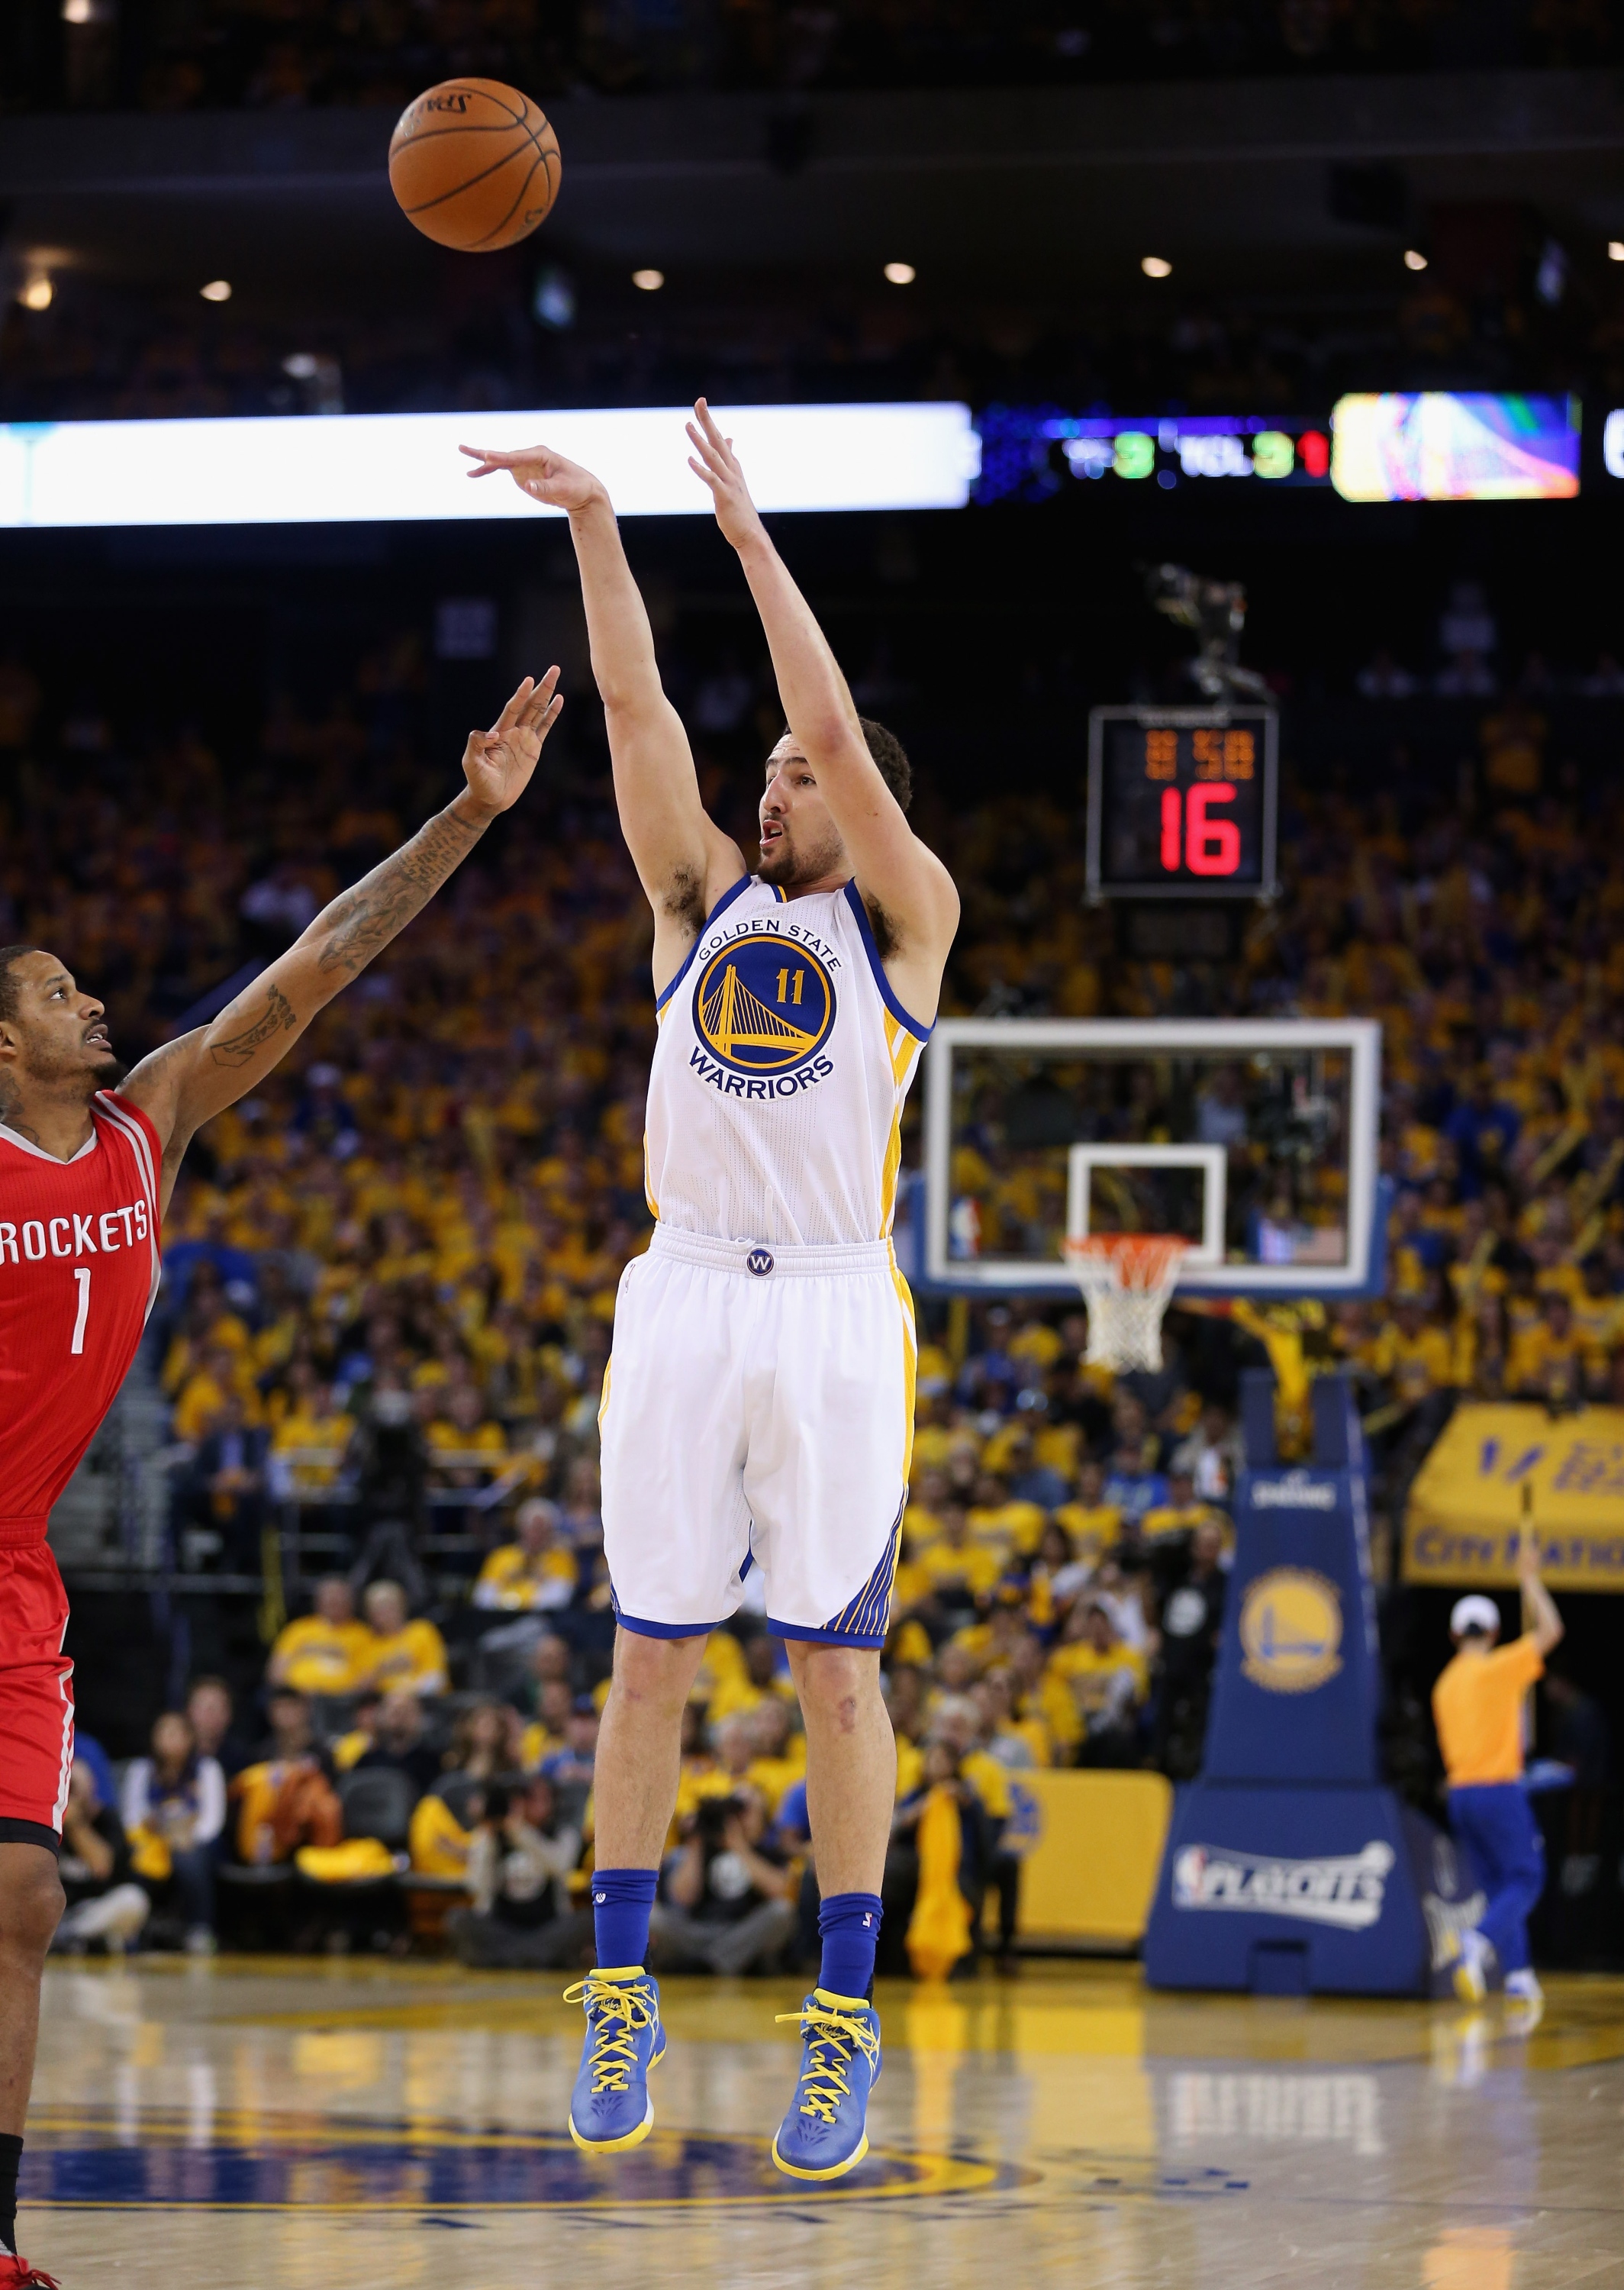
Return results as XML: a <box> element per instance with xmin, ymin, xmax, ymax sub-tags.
<box><xmin>771</xmin><ymin>1988</ymin><xmax>881</xmax><ymax>2181</ymax></box>
<box><xmin>564</xmin><ymin>1966</ymin><xmax>666</xmax><ymax>2153</ymax></box>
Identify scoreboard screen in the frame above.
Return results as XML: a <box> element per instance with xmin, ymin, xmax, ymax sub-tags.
<box><xmin>1086</xmin><ymin>707</ymin><xmax>1278</xmax><ymax>900</ymax></box>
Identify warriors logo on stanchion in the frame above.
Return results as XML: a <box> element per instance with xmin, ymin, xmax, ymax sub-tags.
<box><xmin>1238</xmin><ymin>1567</ymin><xmax>1344</xmax><ymax>1693</ymax></box>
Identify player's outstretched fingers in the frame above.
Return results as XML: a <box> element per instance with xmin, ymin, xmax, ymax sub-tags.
<box><xmin>522</xmin><ymin>675</ymin><xmax>563</xmax><ymax>734</ymax></box>
<box><xmin>461</xmin><ymin>443</ymin><xmax>520</xmax><ymax>476</ymax></box>
<box><xmin>489</xmin><ymin>676</ymin><xmax>537</xmax><ymax>738</ymax></box>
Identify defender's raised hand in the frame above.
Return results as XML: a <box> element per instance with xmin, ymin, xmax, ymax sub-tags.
<box><xmin>460</xmin><ymin>440</ymin><xmax>606</xmax><ymax>514</ymax></box>
<box><xmin>685</xmin><ymin>399</ymin><xmax>766</xmax><ymax>553</ymax></box>
<box><xmin>462</xmin><ymin>669</ymin><xmax>562</xmax><ymax>818</ymax></box>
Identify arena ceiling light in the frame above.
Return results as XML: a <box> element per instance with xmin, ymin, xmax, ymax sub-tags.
<box><xmin>631</xmin><ymin>269</ymin><xmax>665</xmax><ymax>292</ymax></box>
<box><xmin>199</xmin><ymin>279</ymin><xmax>233</xmax><ymax>302</ymax></box>
<box><xmin>1141</xmin><ymin>256</ymin><xmax>1172</xmax><ymax>279</ymax></box>
<box><xmin>1403</xmin><ymin>248</ymin><xmax>1428</xmax><ymax>272</ymax></box>
<box><xmin>0</xmin><ymin>403</ymin><xmax>981</xmax><ymax>527</ymax></box>
<box><xmin>1610</xmin><ymin>240</ymin><xmax>1624</xmax><ymax>263</ymax></box>
<box><xmin>884</xmin><ymin>262</ymin><xmax>917</xmax><ymax>285</ymax></box>
<box><xmin>18</xmin><ymin>275</ymin><xmax>52</xmax><ymax>312</ymax></box>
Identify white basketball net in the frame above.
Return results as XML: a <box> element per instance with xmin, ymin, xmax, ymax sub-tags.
<box><xmin>1063</xmin><ymin>1234</ymin><xmax>1191</xmax><ymax>1373</ymax></box>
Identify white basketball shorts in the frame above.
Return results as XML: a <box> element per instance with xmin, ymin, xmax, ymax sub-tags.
<box><xmin>599</xmin><ymin>1226</ymin><xmax>917</xmax><ymax>1647</ymax></box>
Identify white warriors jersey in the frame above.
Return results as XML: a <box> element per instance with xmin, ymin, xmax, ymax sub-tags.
<box><xmin>643</xmin><ymin>876</ymin><xmax>931</xmax><ymax>1247</ymax></box>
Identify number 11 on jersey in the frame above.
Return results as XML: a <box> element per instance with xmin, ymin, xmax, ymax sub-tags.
<box><xmin>71</xmin><ymin>1266</ymin><xmax>91</xmax><ymax>1356</ymax></box>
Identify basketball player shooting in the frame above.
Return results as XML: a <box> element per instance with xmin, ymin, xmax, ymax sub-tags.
<box><xmin>462</xmin><ymin>403</ymin><xmax>959</xmax><ymax>2179</ymax></box>
<box><xmin>0</xmin><ymin>672</ymin><xmax>559</xmax><ymax>2289</ymax></box>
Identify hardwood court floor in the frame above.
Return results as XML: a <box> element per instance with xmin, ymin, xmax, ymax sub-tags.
<box><xmin>23</xmin><ymin>1957</ymin><xmax>1624</xmax><ymax>2288</ymax></box>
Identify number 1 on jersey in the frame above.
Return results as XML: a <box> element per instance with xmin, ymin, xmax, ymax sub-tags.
<box><xmin>71</xmin><ymin>1266</ymin><xmax>91</xmax><ymax>1357</ymax></box>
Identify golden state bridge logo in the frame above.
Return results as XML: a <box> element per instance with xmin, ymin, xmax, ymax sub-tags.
<box><xmin>691</xmin><ymin>937</ymin><xmax>836</xmax><ymax>1090</ymax></box>
<box><xmin>1239</xmin><ymin>1567</ymin><xmax>1343</xmax><ymax>1694</ymax></box>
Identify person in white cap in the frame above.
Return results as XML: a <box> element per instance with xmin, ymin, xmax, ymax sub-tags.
<box><xmin>1431</xmin><ymin>1532</ymin><xmax>1563</xmax><ymax>2007</ymax></box>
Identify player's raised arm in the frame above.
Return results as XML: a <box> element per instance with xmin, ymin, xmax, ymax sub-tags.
<box><xmin>120</xmin><ymin>672</ymin><xmax>560</xmax><ymax>1209</ymax></box>
<box><xmin>683</xmin><ymin>401</ymin><xmax>959</xmax><ymax>996</ymax></box>
<box><xmin>1518</xmin><ymin>1528</ymin><xmax>1564</xmax><ymax>1656</ymax></box>
<box><xmin>459</xmin><ymin>438</ymin><xmax>745</xmax><ymax>987</ymax></box>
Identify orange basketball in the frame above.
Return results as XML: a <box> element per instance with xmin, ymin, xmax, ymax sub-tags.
<box><xmin>388</xmin><ymin>79</ymin><xmax>561</xmax><ymax>253</ymax></box>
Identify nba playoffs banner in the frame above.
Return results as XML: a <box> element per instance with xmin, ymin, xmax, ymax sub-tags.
<box><xmin>1405</xmin><ymin>1404</ymin><xmax>1624</xmax><ymax>1592</ymax></box>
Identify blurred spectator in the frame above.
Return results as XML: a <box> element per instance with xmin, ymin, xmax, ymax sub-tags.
<box><xmin>472</xmin><ymin>1499</ymin><xmax>576</xmax><ymax>1614</ymax></box>
<box><xmin>409</xmin><ymin>1780</ymin><xmax>481</xmax><ymax>1885</ymax></box>
<box><xmin>538</xmin><ymin>1697</ymin><xmax>600</xmax><ymax>1831</ymax></box>
<box><xmin>345</xmin><ymin>1689</ymin><xmax>444</xmax><ymax>1797</ymax></box>
<box><xmin>1150</xmin><ymin>1521</ymin><xmax>1229</xmax><ymax>1776</ymax></box>
<box><xmin>1048</xmin><ymin>1604</ymin><xmax>1148</xmax><ymax>1767</ymax></box>
<box><xmin>444</xmin><ymin>1700</ymin><xmax>525</xmax><ymax>1784</ymax></box>
<box><xmin>50</xmin><ymin>1763</ymin><xmax>149</xmax><ymax>1956</ymax></box>
<box><xmin>231</xmin><ymin>1694</ymin><xmax>342</xmax><ymax>1867</ymax></box>
<box><xmin>185</xmin><ymin>1676</ymin><xmax>252</xmax><ymax>1781</ymax></box>
<box><xmin>894</xmin><ymin>1743</ymin><xmax>983</xmax><ymax>1979</ymax></box>
<box><xmin>450</xmin><ymin>1775</ymin><xmax>590</xmax><ymax>1969</ymax></box>
<box><xmin>355</xmin><ymin>1580</ymin><xmax>449</xmax><ymax>1698</ymax></box>
<box><xmin>177</xmin><ymin>1392</ymin><xmax>270</xmax><ymax>1572</ymax></box>
<box><xmin>650</xmin><ymin>1788</ymin><xmax>797</xmax><ymax>1975</ymax></box>
<box><xmin>269</xmin><ymin>1578</ymin><xmax>372</xmax><ymax>1696</ymax></box>
<box><xmin>121</xmin><ymin>1711</ymin><xmax>226</xmax><ymax>1951</ymax></box>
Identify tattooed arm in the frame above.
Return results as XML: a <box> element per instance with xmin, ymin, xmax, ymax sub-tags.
<box><xmin>122</xmin><ymin>670</ymin><xmax>561</xmax><ymax>1212</ymax></box>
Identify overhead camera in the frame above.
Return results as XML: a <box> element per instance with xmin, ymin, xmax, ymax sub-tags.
<box><xmin>1143</xmin><ymin>563</ymin><xmax>1268</xmax><ymax>702</ymax></box>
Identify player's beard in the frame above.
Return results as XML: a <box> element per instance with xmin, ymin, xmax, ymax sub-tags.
<box><xmin>758</xmin><ymin>819</ymin><xmax>845</xmax><ymax>889</ymax></box>
<box><xmin>47</xmin><ymin>1043</ymin><xmax>125</xmax><ymax>1099</ymax></box>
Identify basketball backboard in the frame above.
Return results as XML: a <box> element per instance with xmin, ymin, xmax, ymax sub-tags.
<box><xmin>913</xmin><ymin>1017</ymin><xmax>1383</xmax><ymax>1298</ymax></box>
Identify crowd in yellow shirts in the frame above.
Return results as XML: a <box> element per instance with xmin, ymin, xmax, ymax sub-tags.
<box><xmin>14</xmin><ymin>617</ymin><xmax>1624</xmax><ymax>1963</ymax></box>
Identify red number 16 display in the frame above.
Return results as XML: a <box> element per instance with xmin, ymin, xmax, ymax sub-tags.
<box><xmin>1088</xmin><ymin>708</ymin><xmax>1278</xmax><ymax>901</ymax></box>
<box><xmin>1159</xmin><ymin>783</ymin><xmax>1242</xmax><ymax>876</ymax></box>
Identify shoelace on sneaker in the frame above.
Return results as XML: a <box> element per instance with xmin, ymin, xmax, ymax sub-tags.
<box><xmin>562</xmin><ymin>1974</ymin><xmax>659</xmax><ymax>2095</ymax></box>
<box><xmin>5</xmin><ymin>2266</ymin><xmax>63</xmax><ymax>2288</ymax></box>
<box><xmin>774</xmin><ymin>2001</ymin><xmax>881</xmax><ymax>2127</ymax></box>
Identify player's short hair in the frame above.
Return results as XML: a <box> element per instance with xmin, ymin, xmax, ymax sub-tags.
<box><xmin>0</xmin><ymin>947</ymin><xmax>41</xmax><ymax>1027</ymax></box>
<box><xmin>857</xmin><ymin>718</ymin><xmax>913</xmax><ymax>812</ymax></box>
<box><xmin>773</xmin><ymin>720</ymin><xmax>914</xmax><ymax>813</ymax></box>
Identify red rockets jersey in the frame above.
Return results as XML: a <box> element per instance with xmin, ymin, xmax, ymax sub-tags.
<box><xmin>0</xmin><ymin>1089</ymin><xmax>162</xmax><ymax>1542</ymax></box>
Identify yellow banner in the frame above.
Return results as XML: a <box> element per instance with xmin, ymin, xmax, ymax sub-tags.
<box><xmin>1404</xmin><ymin>1402</ymin><xmax>1624</xmax><ymax>1592</ymax></box>
<box><xmin>1009</xmin><ymin>1769</ymin><xmax>1172</xmax><ymax>1946</ymax></box>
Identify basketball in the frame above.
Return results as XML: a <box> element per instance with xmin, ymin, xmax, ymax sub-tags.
<box><xmin>388</xmin><ymin>78</ymin><xmax>561</xmax><ymax>252</ymax></box>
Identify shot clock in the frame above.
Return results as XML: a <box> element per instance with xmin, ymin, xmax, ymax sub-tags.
<box><xmin>1086</xmin><ymin>706</ymin><xmax>1278</xmax><ymax>900</ymax></box>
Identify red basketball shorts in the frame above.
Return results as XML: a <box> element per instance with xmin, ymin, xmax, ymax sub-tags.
<box><xmin>0</xmin><ymin>1540</ymin><xmax>75</xmax><ymax>1848</ymax></box>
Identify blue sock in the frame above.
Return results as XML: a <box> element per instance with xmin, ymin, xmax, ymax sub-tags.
<box><xmin>817</xmin><ymin>1892</ymin><xmax>883</xmax><ymax>2001</ymax></box>
<box><xmin>591</xmin><ymin>1867</ymin><xmax>657</xmax><ymax>1972</ymax></box>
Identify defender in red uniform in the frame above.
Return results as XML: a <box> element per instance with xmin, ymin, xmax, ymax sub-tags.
<box><xmin>0</xmin><ymin>669</ymin><xmax>561</xmax><ymax>2288</ymax></box>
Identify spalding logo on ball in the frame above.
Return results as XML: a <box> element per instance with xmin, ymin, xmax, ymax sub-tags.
<box><xmin>389</xmin><ymin>79</ymin><xmax>561</xmax><ymax>251</ymax></box>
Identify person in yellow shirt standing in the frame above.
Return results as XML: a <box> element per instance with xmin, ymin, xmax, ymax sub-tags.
<box><xmin>1432</xmin><ymin>1535</ymin><xmax>1563</xmax><ymax>2007</ymax></box>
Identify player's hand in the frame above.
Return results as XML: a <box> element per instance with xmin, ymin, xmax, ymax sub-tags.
<box><xmin>685</xmin><ymin>398</ymin><xmax>766</xmax><ymax>552</ymax></box>
<box><xmin>459</xmin><ymin>669</ymin><xmax>562</xmax><ymax>818</ymax></box>
<box><xmin>459</xmin><ymin>440</ymin><xmax>607</xmax><ymax>514</ymax></box>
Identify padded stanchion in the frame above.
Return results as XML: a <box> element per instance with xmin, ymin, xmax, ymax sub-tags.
<box><xmin>1145</xmin><ymin>1372</ymin><xmax>1481</xmax><ymax>1995</ymax></box>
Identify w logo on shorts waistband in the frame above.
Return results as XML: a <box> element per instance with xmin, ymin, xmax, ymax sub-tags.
<box><xmin>746</xmin><ymin>1248</ymin><xmax>775</xmax><ymax>1278</ymax></box>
